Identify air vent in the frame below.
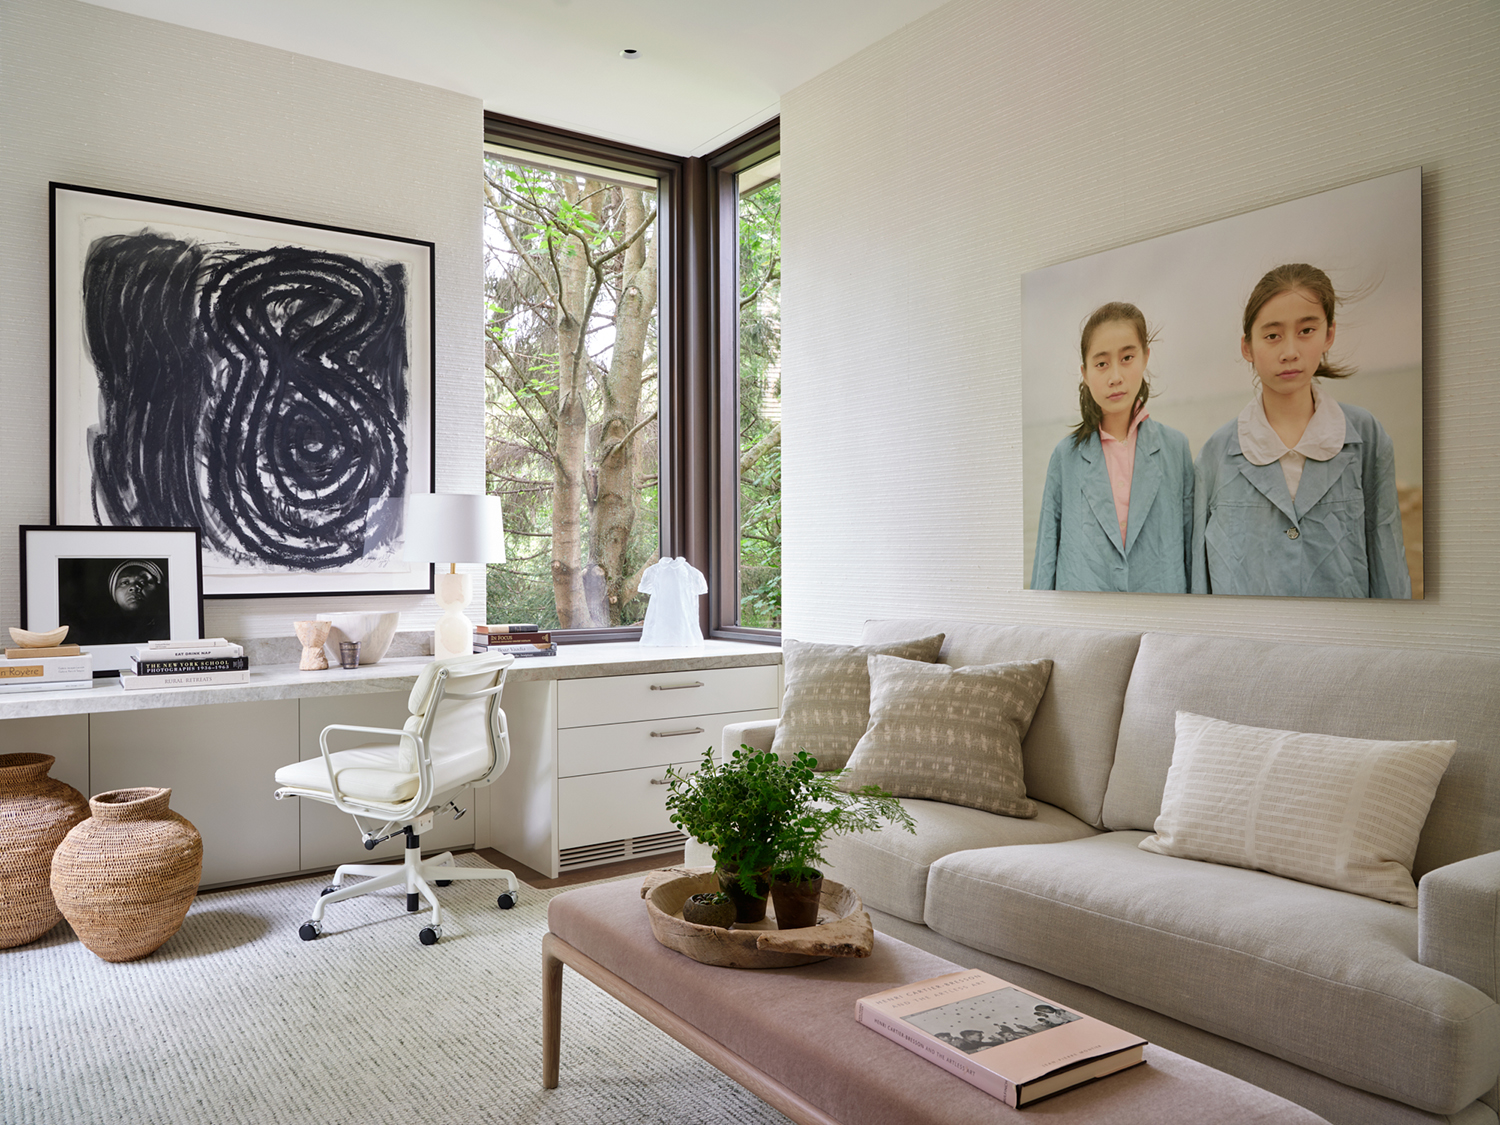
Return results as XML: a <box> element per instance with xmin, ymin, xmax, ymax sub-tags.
<box><xmin>558</xmin><ymin>830</ymin><xmax>687</xmax><ymax>872</ymax></box>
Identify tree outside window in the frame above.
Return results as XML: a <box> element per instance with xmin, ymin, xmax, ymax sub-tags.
<box><xmin>737</xmin><ymin>161</ymin><xmax>781</xmax><ymax>629</ymax></box>
<box><xmin>482</xmin><ymin>150</ymin><xmax>660</xmax><ymax>630</ymax></box>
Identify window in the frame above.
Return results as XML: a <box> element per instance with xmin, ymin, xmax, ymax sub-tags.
<box><xmin>734</xmin><ymin>156</ymin><xmax>781</xmax><ymax>629</ymax></box>
<box><xmin>482</xmin><ymin>145</ymin><xmax>661</xmax><ymax>630</ymax></box>
<box><xmin>480</xmin><ymin>113</ymin><xmax>780</xmax><ymax>643</ymax></box>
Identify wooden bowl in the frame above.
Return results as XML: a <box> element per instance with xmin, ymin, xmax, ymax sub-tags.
<box><xmin>642</xmin><ymin>866</ymin><xmax>874</xmax><ymax>969</ymax></box>
<box><xmin>8</xmin><ymin>626</ymin><xmax>69</xmax><ymax>648</ymax></box>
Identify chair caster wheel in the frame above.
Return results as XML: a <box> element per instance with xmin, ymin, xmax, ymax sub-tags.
<box><xmin>436</xmin><ymin>879</ymin><xmax>453</xmax><ymax>887</ymax></box>
<box><xmin>320</xmin><ymin>885</ymin><xmax>339</xmax><ymax>896</ymax></box>
<box><xmin>419</xmin><ymin>925</ymin><xmax>441</xmax><ymax>946</ymax></box>
<box><xmin>497</xmin><ymin>891</ymin><xmax>518</xmax><ymax>910</ymax></box>
<box><xmin>299</xmin><ymin>921</ymin><xmax>322</xmax><ymax>941</ymax></box>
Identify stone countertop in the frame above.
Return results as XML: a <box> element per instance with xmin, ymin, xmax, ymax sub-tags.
<box><xmin>0</xmin><ymin>641</ymin><xmax>781</xmax><ymax>721</ymax></box>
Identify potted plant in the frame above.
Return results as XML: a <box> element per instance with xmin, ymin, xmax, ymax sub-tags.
<box><xmin>665</xmin><ymin>745</ymin><xmax>913</xmax><ymax>927</ymax></box>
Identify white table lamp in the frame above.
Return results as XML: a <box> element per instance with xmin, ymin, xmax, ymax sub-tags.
<box><xmin>403</xmin><ymin>493</ymin><xmax>506</xmax><ymax>659</ymax></box>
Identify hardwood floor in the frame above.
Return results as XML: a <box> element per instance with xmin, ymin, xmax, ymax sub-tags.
<box><xmin>478</xmin><ymin>847</ymin><xmax>686</xmax><ymax>889</ymax></box>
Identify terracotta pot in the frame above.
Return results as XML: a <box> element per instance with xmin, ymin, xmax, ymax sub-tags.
<box><xmin>50</xmin><ymin>787</ymin><xmax>203</xmax><ymax>962</ymax></box>
<box><xmin>0</xmin><ymin>754</ymin><xmax>88</xmax><ymax>948</ymax></box>
<box><xmin>716</xmin><ymin>866</ymin><xmax>772</xmax><ymax>924</ymax></box>
<box><xmin>771</xmin><ymin>870</ymin><xmax>824</xmax><ymax>930</ymax></box>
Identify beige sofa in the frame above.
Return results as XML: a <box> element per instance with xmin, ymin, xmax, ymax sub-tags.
<box><xmin>720</xmin><ymin>620</ymin><xmax>1500</xmax><ymax>1125</ymax></box>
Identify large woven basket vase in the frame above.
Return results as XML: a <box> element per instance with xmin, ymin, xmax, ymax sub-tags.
<box><xmin>0</xmin><ymin>753</ymin><xmax>89</xmax><ymax>948</ymax></box>
<box><xmin>50</xmin><ymin>788</ymin><xmax>203</xmax><ymax>962</ymax></box>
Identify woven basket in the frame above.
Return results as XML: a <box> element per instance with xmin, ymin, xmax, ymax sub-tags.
<box><xmin>50</xmin><ymin>787</ymin><xmax>203</xmax><ymax>963</ymax></box>
<box><xmin>0</xmin><ymin>753</ymin><xmax>88</xmax><ymax>948</ymax></box>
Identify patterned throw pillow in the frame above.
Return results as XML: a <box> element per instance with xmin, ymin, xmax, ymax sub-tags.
<box><xmin>1139</xmin><ymin>711</ymin><xmax>1457</xmax><ymax>907</ymax></box>
<box><xmin>770</xmin><ymin>635</ymin><xmax>946</xmax><ymax>771</ymax></box>
<box><xmin>836</xmin><ymin>655</ymin><xmax>1054</xmax><ymax>818</ymax></box>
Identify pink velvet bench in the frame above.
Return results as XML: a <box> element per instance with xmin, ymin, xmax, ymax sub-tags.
<box><xmin>543</xmin><ymin>878</ymin><xmax>1332</xmax><ymax>1124</ymax></box>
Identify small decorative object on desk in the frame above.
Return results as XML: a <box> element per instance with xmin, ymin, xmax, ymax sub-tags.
<box><xmin>0</xmin><ymin>753</ymin><xmax>89</xmax><ymax>948</ymax></box>
<box><xmin>293</xmin><ymin>621</ymin><xmax>332</xmax><ymax>670</ymax></box>
<box><xmin>856</xmin><ymin>969</ymin><xmax>1147</xmax><ymax>1107</ymax></box>
<box><xmin>0</xmin><ymin>627</ymin><xmax>93</xmax><ymax>693</ymax></box>
<box><xmin>642</xmin><ymin>867</ymin><xmax>873</xmax><ymax>969</ymax></box>
<box><xmin>317</xmin><ymin>611</ymin><xmax>399</xmax><ymax>666</ymax></box>
<box><xmin>49</xmin><ymin>787</ymin><xmax>203</xmax><ymax>962</ymax></box>
<box><xmin>338</xmin><ymin>641</ymin><xmax>361</xmax><ymax>669</ymax></box>
<box><xmin>638</xmin><ymin>557</ymin><xmax>706</xmax><ymax>646</ymax></box>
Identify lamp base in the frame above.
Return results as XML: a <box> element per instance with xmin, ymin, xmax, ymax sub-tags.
<box><xmin>432</xmin><ymin>571</ymin><xmax>473</xmax><ymax>660</ymax></box>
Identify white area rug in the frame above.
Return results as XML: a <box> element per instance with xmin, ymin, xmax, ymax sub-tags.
<box><xmin>2</xmin><ymin>858</ymin><xmax>791</xmax><ymax>1125</ymax></box>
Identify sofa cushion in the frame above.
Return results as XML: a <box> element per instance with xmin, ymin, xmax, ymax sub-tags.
<box><xmin>1140</xmin><ymin>711</ymin><xmax>1455</xmax><ymax>907</ymax></box>
<box><xmin>860</xmin><ymin>619</ymin><xmax>1141</xmax><ymax>828</ymax></box>
<box><xmin>1102</xmin><ymin>634</ymin><xmax>1500</xmax><ymax>879</ymax></box>
<box><xmin>818</xmin><ymin>798</ymin><xmax>1097</xmax><ymax>923</ymax></box>
<box><xmin>837</xmin><ymin>656</ymin><xmax>1052</xmax><ymax>818</ymax></box>
<box><xmin>770</xmin><ymin>634</ymin><xmax>945</xmax><ymax>771</ymax></box>
<box><xmin>923</xmin><ymin>832</ymin><xmax>1500</xmax><ymax>1114</ymax></box>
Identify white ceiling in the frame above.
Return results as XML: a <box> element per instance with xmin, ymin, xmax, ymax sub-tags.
<box><xmin>82</xmin><ymin>0</ymin><xmax>951</xmax><ymax>156</ymax></box>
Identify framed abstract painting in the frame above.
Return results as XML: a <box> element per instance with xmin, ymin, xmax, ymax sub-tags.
<box><xmin>50</xmin><ymin>183</ymin><xmax>435</xmax><ymax>599</ymax></box>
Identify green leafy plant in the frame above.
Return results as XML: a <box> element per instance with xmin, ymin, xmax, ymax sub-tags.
<box><xmin>664</xmin><ymin>745</ymin><xmax>915</xmax><ymax>897</ymax></box>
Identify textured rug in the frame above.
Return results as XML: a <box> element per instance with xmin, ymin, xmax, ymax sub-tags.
<box><xmin>2</xmin><ymin>858</ymin><xmax>791</xmax><ymax>1125</ymax></box>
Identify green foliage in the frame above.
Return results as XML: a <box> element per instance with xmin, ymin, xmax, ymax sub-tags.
<box><xmin>736</xmin><ymin>178</ymin><xmax>782</xmax><ymax>628</ymax></box>
<box><xmin>664</xmin><ymin>744</ymin><xmax>914</xmax><ymax>896</ymax></box>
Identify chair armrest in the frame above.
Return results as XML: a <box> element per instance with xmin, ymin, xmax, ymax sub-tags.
<box><xmin>720</xmin><ymin>719</ymin><xmax>778</xmax><ymax>760</ymax></box>
<box><xmin>1419</xmin><ymin>849</ymin><xmax>1500</xmax><ymax>999</ymax></box>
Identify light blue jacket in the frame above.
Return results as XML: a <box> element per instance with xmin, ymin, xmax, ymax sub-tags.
<box><xmin>1191</xmin><ymin>402</ymin><xmax>1411</xmax><ymax>599</ymax></box>
<box><xmin>1032</xmin><ymin>418</ymin><xmax>1194</xmax><ymax>593</ymax></box>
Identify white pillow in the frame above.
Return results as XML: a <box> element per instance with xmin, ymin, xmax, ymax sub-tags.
<box><xmin>1139</xmin><ymin>711</ymin><xmax>1455</xmax><ymax>907</ymax></box>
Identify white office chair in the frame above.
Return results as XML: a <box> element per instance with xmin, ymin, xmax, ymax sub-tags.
<box><xmin>273</xmin><ymin>652</ymin><xmax>519</xmax><ymax>946</ymax></box>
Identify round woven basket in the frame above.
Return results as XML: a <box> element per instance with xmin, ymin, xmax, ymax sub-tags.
<box><xmin>0</xmin><ymin>753</ymin><xmax>88</xmax><ymax>948</ymax></box>
<box><xmin>50</xmin><ymin>787</ymin><xmax>203</xmax><ymax>963</ymax></box>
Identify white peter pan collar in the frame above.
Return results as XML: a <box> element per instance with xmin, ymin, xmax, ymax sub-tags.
<box><xmin>1237</xmin><ymin>383</ymin><xmax>1346</xmax><ymax>466</ymax></box>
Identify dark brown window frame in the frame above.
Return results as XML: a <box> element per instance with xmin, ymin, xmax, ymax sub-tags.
<box><xmin>481</xmin><ymin>113</ymin><xmax>780</xmax><ymax>645</ymax></box>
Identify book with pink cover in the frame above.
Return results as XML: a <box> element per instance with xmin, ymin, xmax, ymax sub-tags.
<box><xmin>856</xmin><ymin>969</ymin><xmax>1147</xmax><ymax>1107</ymax></box>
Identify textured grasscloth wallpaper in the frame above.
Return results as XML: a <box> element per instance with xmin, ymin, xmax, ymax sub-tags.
<box><xmin>0</xmin><ymin>0</ymin><xmax>483</xmax><ymax>639</ymax></box>
<box><xmin>780</xmin><ymin>0</ymin><xmax>1500</xmax><ymax>654</ymax></box>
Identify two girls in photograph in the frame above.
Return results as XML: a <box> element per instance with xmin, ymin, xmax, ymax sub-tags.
<box><xmin>1033</xmin><ymin>265</ymin><xmax>1410</xmax><ymax>599</ymax></box>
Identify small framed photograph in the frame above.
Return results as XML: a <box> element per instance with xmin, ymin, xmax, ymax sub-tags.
<box><xmin>20</xmin><ymin>526</ymin><xmax>205</xmax><ymax>675</ymax></box>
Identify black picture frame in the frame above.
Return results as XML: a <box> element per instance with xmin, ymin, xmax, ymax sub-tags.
<box><xmin>20</xmin><ymin>525</ymin><xmax>206</xmax><ymax>675</ymax></box>
<box><xmin>50</xmin><ymin>183</ymin><xmax>436</xmax><ymax>599</ymax></box>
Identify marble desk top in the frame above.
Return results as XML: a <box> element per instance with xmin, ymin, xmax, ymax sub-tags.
<box><xmin>0</xmin><ymin>641</ymin><xmax>781</xmax><ymax>721</ymax></box>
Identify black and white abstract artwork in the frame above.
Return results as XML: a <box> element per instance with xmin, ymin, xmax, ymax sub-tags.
<box><xmin>52</xmin><ymin>185</ymin><xmax>434</xmax><ymax>598</ymax></box>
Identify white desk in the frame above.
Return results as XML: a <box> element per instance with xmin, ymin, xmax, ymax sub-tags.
<box><xmin>0</xmin><ymin>642</ymin><xmax>781</xmax><ymax>887</ymax></box>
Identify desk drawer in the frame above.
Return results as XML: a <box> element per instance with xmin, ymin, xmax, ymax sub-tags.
<box><xmin>558</xmin><ymin>760</ymin><xmax>700</xmax><ymax>849</ymax></box>
<box><xmin>556</xmin><ymin>664</ymin><xmax>778</xmax><ymax>728</ymax></box>
<box><xmin>558</xmin><ymin>707</ymin><xmax>779</xmax><ymax>778</ymax></box>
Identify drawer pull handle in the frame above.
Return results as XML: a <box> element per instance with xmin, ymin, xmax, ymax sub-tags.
<box><xmin>650</xmin><ymin>727</ymin><xmax>705</xmax><ymax>738</ymax></box>
<box><xmin>650</xmin><ymin>681</ymin><xmax>705</xmax><ymax>691</ymax></box>
<box><xmin>649</xmin><ymin>777</ymin><xmax>669</xmax><ymax>785</ymax></box>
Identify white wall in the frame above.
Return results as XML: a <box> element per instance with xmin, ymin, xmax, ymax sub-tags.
<box><xmin>0</xmin><ymin>0</ymin><xmax>483</xmax><ymax>641</ymax></box>
<box><xmin>780</xmin><ymin>0</ymin><xmax>1500</xmax><ymax>654</ymax></box>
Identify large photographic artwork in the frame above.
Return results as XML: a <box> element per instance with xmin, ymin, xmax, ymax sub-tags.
<box><xmin>51</xmin><ymin>184</ymin><xmax>434</xmax><ymax>598</ymax></box>
<box><xmin>1023</xmin><ymin>168</ymin><xmax>1422</xmax><ymax>600</ymax></box>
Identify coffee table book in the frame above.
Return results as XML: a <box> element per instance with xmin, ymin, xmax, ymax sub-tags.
<box><xmin>856</xmin><ymin>968</ymin><xmax>1147</xmax><ymax>1107</ymax></box>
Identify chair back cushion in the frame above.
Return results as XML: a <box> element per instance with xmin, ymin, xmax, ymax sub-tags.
<box><xmin>403</xmin><ymin>653</ymin><xmax>512</xmax><ymax>786</ymax></box>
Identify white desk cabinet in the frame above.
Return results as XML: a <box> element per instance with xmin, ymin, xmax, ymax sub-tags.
<box><xmin>489</xmin><ymin>655</ymin><xmax>781</xmax><ymax>878</ymax></box>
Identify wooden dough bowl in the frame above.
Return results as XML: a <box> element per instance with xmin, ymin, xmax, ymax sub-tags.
<box><xmin>642</xmin><ymin>866</ymin><xmax>874</xmax><ymax>969</ymax></box>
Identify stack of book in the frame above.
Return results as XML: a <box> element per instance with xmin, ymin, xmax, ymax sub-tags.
<box><xmin>0</xmin><ymin>643</ymin><xmax>93</xmax><ymax>693</ymax></box>
<box><xmin>473</xmin><ymin>623</ymin><xmax>557</xmax><ymax>658</ymax></box>
<box><xmin>118</xmin><ymin>638</ymin><xmax>250</xmax><ymax>689</ymax></box>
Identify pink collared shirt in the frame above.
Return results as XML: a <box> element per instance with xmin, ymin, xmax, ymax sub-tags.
<box><xmin>1098</xmin><ymin>411</ymin><xmax>1146</xmax><ymax>547</ymax></box>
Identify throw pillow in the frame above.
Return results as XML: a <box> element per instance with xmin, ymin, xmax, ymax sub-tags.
<box><xmin>770</xmin><ymin>634</ymin><xmax>946</xmax><ymax>771</ymax></box>
<box><xmin>1139</xmin><ymin>711</ymin><xmax>1456</xmax><ymax>907</ymax></box>
<box><xmin>836</xmin><ymin>655</ymin><xmax>1054</xmax><ymax>818</ymax></box>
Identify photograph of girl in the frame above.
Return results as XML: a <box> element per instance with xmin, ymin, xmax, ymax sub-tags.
<box><xmin>1022</xmin><ymin>168</ymin><xmax>1421</xmax><ymax>600</ymax></box>
<box><xmin>1031</xmin><ymin>303</ymin><xmax>1193</xmax><ymax>593</ymax></box>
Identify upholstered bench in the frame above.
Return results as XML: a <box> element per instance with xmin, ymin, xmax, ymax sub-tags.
<box><xmin>543</xmin><ymin>879</ymin><xmax>1331</xmax><ymax>1124</ymax></box>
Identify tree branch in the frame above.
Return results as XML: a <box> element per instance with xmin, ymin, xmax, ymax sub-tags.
<box><xmin>739</xmin><ymin>423</ymin><xmax>781</xmax><ymax>474</ymax></box>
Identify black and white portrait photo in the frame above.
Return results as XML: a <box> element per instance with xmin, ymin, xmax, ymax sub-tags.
<box><xmin>902</xmin><ymin>987</ymin><xmax>1081</xmax><ymax>1054</ymax></box>
<box><xmin>57</xmin><ymin>556</ymin><xmax>171</xmax><ymax>645</ymax></box>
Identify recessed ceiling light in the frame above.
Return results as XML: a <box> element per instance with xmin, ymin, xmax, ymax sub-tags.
<box><xmin>620</xmin><ymin>48</ymin><xmax>640</xmax><ymax>59</ymax></box>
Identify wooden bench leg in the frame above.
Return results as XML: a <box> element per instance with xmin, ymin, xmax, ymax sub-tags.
<box><xmin>542</xmin><ymin>932</ymin><xmax>564</xmax><ymax>1089</ymax></box>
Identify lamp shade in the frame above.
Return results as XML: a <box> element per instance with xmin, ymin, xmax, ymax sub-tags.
<box><xmin>401</xmin><ymin>493</ymin><xmax>506</xmax><ymax>564</ymax></box>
